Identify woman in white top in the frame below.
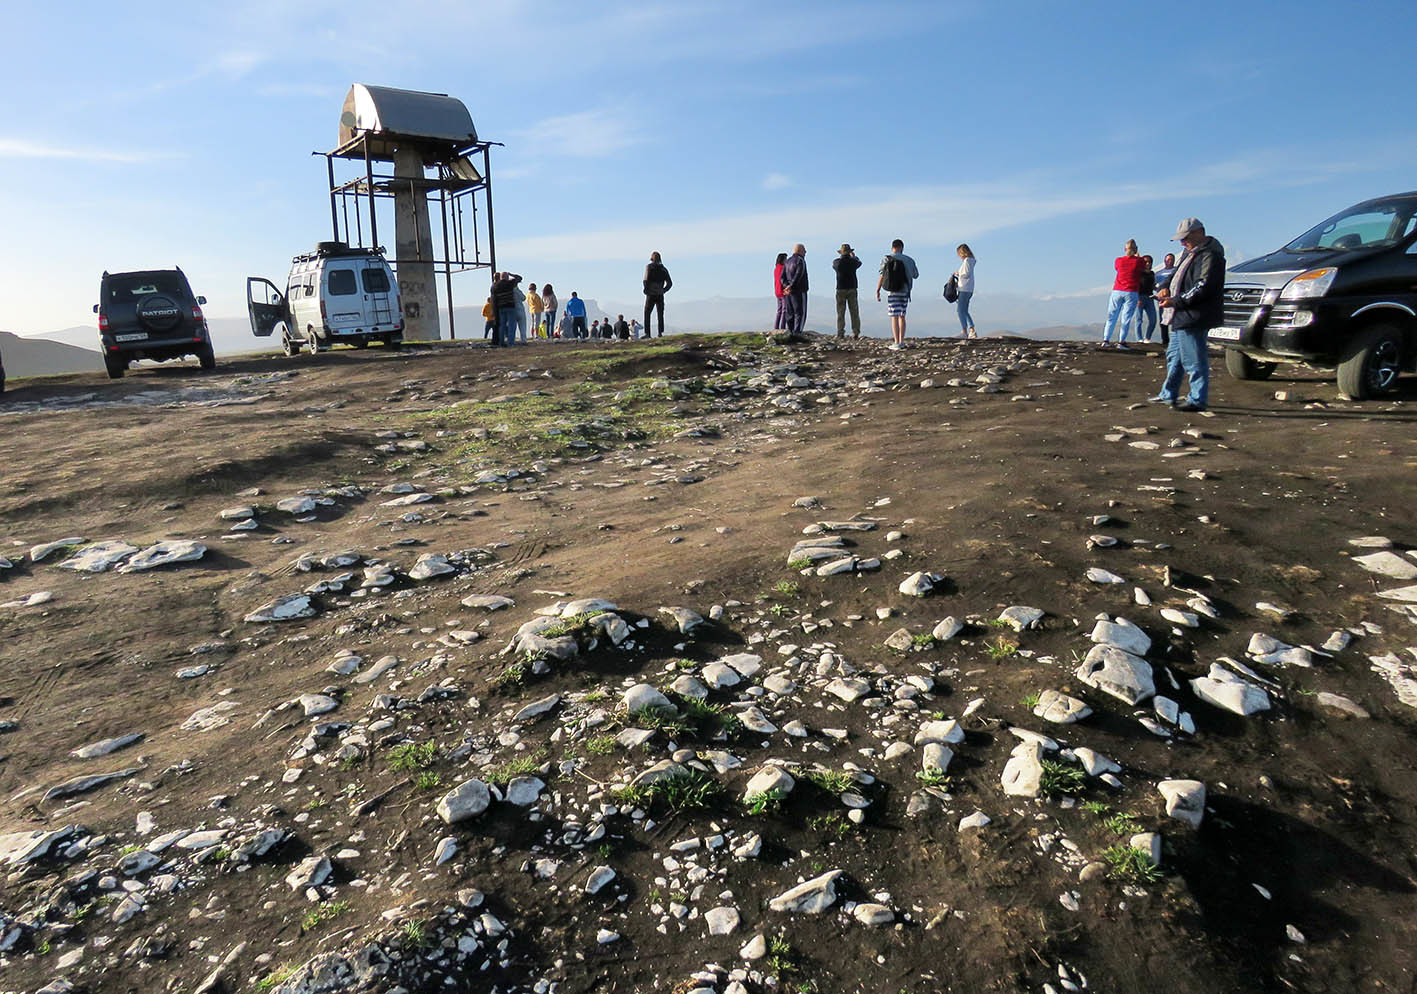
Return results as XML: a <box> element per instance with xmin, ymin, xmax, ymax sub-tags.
<box><xmin>955</xmin><ymin>244</ymin><xmax>977</xmax><ymax>343</ymax></box>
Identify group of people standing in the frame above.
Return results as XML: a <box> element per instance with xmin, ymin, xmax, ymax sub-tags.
<box><xmin>773</xmin><ymin>240</ymin><xmax>979</xmax><ymax>347</ymax></box>
<box><xmin>480</xmin><ymin>252</ymin><xmax>673</xmax><ymax>346</ymax></box>
<box><xmin>1101</xmin><ymin>242</ymin><xmax>1179</xmax><ymax>349</ymax></box>
<box><xmin>1102</xmin><ymin>217</ymin><xmax>1226</xmax><ymax>413</ymax></box>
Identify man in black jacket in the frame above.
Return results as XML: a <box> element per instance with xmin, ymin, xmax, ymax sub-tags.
<box><xmin>832</xmin><ymin>244</ymin><xmax>862</xmax><ymax>339</ymax></box>
<box><xmin>781</xmin><ymin>244</ymin><xmax>808</xmax><ymax>333</ymax></box>
<box><xmin>643</xmin><ymin>252</ymin><xmax>672</xmax><ymax>337</ymax></box>
<box><xmin>1153</xmin><ymin>219</ymin><xmax>1224</xmax><ymax>413</ymax></box>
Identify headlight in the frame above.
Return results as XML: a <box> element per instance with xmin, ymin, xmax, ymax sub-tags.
<box><xmin>1280</xmin><ymin>267</ymin><xmax>1337</xmax><ymax>300</ymax></box>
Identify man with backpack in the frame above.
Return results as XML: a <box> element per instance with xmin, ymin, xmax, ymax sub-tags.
<box><xmin>781</xmin><ymin>243</ymin><xmax>809</xmax><ymax>333</ymax></box>
<box><xmin>643</xmin><ymin>251</ymin><xmax>673</xmax><ymax>337</ymax></box>
<box><xmin>875</xmin><ymin>239</ymin><xmax>919</xmax><ymax>350</ymax></box>
<box><xmin>832</xmin><ymin>244</ymin><xmax>862</xmax><ymax>339</ymax></box>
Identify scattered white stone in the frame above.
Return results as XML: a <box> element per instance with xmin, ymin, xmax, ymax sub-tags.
<box><xmin>244</xmin><ymin>594</ymin><xmax>316</xmax><ymax>623</ymax></box>
<box><xmin>958</xmin><ymin>810</ymin><xmax>991</xmax><ymax>831</ymax></box>
<box><xmin>437</xmin><ymin>779</ymin><xmax>491</xmax><ymax>824</ymax></box>
<box><xmin>1158</xmin><ymin>779</ymin><xmax>1206</xmax><ymax>827</ymax></box>
<box><xmin>117</xmin><ymin>540</ymin><xmax>207</xmax><ymax>573</ymax></box>
<box><xmin>1353</xmin><ymin>551</ymin><xmax>1417</xmax><ymax>580</ymax></box>
<box><xmin>932</xmin><ymin>617</ymin><xmax>964</xmax><ymax>641</ymax></box>
<box><xmin>1001</xmin><ymin>741</ymin><xmax>1044</xmax><ymax>798</ymax></box>
<box><xmin>998</xmin><ymin>606</ymin><xmax>1044</xmax><ymax>632</ymax></box>
<box><xmin>461</xmin><ymin>594</ymin><xmax>514</xmax><ymax>611</ymax></box>
<box><xmin>585</xmin><ymin>865</ymin><xmax>616</xmax><ymax>895</ymax></box>
<box><xmin>623</xmin><ymin>683</ymin><xmax>675</xmax><ymax>714</ymax></box>
<box><xmin>1090</xmin><ymin>618</ymin><xmax>1152</xmax><ymax>655</ymax></box>
<box><xmin>768</xmin><ymin>870</ymin><xmax>842</xmax><ymax>913</ymax></box>
<box><xmin>744</xmin><ymin>766</ymin><xmax>795</xmax><ymax>800</ymax></box>
<box><xmin>853</xmin><ymin>903</ymin><xmax>895</xmax><ymax>926</ymax></box>
<box><xmin>1086</xmin><ymin>568</ymin><xmax>1125</xmax><ymax>584</ymax></box>
<box><xmin>1033</xmin><ymin>689</ymin><xmax>1092</xmax><ymax>724</ymax></box>
<box><xmin>57</xmin><ymin>541</ymin><xmax>139</xmax><ymax>573</ymax></box>
<box><xmin>1075</xmin><ymin>644</ymin><xmax>1155</xmax><ymax>704</ymax></box>
<box><xmin>899</xmin><ymin>572</ymin><xmax>936</xmax><ymax>597</ymax></box>
<box><xmin>1190</xmin><ymin>665</ymin><xmax>1271</xmax><ymax>716</ymax></box>
<box><xmin>705</xmin><ymin>906</ymin><xmax>741</xmax><ymax>935</ymax></box>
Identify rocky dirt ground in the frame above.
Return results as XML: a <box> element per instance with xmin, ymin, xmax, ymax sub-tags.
<box><xmin>2</xmin><ymin>333</ymin><xmax>1416</xmax><ymax>994</ymax></box>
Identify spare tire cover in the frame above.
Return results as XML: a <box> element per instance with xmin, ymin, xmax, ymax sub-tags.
<box><xmin>137</xmin><ymin>294</ymin><xmax>183</xmax><ymax>332</ymax></box>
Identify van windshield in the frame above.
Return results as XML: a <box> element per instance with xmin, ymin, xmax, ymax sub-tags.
<box><xmin>361</xmin><ymin>268</ymin><xmax>390</xmax><ymax>293</ymax></box>
<box><xmin>1284</xmin><ymin>200</ymin><xmax>1417</xmax><ymax>253</ymax></box>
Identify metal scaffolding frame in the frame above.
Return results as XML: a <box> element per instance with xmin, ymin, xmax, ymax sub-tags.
<box><xmin>318</xmin><ymin>130</ymin><xmax>500</xmax><ymax>340</ymax></box>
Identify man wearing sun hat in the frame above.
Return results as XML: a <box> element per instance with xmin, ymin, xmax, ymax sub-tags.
<box><xmin>832</xmin><ymin>243</ymin><xmax>863</xmax><ymax>339</ymax></box>
<box><xmin>1152</xmin><ymin>217</ymin><xmax>1225</xmax><ymax>413</ymax></box>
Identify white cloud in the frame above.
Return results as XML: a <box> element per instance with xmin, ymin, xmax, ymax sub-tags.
<box><xmin>512</xmin><ymin>107</ymin><xmax>642</xmax><ymax>159</ymax></box>
<box><xmin>0</xmin><ymin>138</ymin><xmax>155</xmax><ymax>164</ymax></box>
<box><xmin>762</xmin><ymin>173</ymin><xmax>792</xmax><ymax>191</ymax></box>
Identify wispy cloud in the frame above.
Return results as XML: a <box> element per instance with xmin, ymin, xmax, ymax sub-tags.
<box><xmin>513</xmin><ymin>107</ymin><xmax>642</xmax><ymax>159</ymax></box>
<box><xmin>0</xmin><ymin>138</ymin><xmax>157</xmax><ymax>164</ymax></box>
<box><xmin>762</xmin><ymin>173</ymin><xmax>793</xmax><ymax>191</ymax></box>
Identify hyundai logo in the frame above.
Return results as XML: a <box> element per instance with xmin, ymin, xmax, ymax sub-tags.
<box><xmin>1226</xmin><ymin>291</ymin><xmax>1247</xmax><ymax>302</ymax></box>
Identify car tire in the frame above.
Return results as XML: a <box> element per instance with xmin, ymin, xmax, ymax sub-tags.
<box><xmin>1224</xmin><ymin>348</ymin><xmax>1277</xmax><ymax>381</ymax></box>
<box><xmin>104</xmin><ymin>356</ymin><xmax>126</xmax><ymax>380</ymax></box>
<box><xmin>282</xmin><ymin>332</ymin><xmax>298</xmax><ymax>357</ymax></box>
<box><xmin>307</xmin><ymin>331</ymin><xmax>321</xmax><ymax>356</ymax></box>
<box><xmin>1337</xmin><ymin>323</ymin><xmax>1405</xmax><ymax>400</ymax></box>
<box><xmin>198</xmin><ymin>345</ymin><xmax>216</xmax><ymax>370</ymax></box>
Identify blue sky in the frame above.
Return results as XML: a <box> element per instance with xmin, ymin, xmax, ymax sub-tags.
<box><xmin>3</xmin><ymin>0</ymin><xmax>1416</xmax><ymax>337</ymax></box>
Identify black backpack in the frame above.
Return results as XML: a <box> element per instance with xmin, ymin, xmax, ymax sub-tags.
<box><xmin>943</xmin><ymin>274</ymin><xmax>959</xmax><ymax>303</ymax></box>
<box><xmin>883</xmin><ymin>256</ymin><xmax>909</xmax><ymax>293</ymax></box>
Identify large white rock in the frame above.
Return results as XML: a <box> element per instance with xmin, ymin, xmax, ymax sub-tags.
<box><xmin>1001</xmin><ymin>742</ymin><xmax>1044</xmax><ymax>797</ymax></box>
<box><xmin>1072</xmin><ymin>746</ymin><xmax>1121</xmax><ymax>776</ymax></box>
<box><xmin>1190</xmin><ymin>665</ymin><xmax>1271</xmax><ymax>716</ymax></box>
<box><xmin>622</xmin><ymin>683</ymin><xmax>675</xmax><ymax>715</ymax></box>
<box><xmin>1075</xmin><ymin>644</ymin><xmax>1155</xmax><ymax>704</ymax></box>
<box><xmin>899</xmin><ymin>572</ymin><xmax>935</xmax><ymax>597</ymax></box>
<box><xmin>29</xmin><ymin>537</ymin><xmax>86</xmax><ymax>562</ymax></box>
<box><xmin>998</xmin><ymin>606</ymin><xmax>1044</xmax><ymax>632</ymax></box>
<box><xmin>1086</xmin><ymin>567</ymin><xmax>1125</xmax><ymax>584</ymax></box>
<box><xmin>744</xmin><ymin>766</ymin><xmax>795</xmax><ymax>799</ymax></box>
<box><xmin>705</xmin><ymin>906</ymin><xmax>741</xmax><ymax>935</ymax></box>
<box><xmin>244</xmin><ymin>594</ymin><xmax>316</xmax><ymax>623</ymax></box>
<box><xmin>409</xmin><ymin>553</ymin><xmax>456</xmax><ymax>580</ymax></box>
<box><xmin>826</xmin><ymin>677</ymin><xmax>871</xmax><ymax>702</ymax></box>
<box><xmin>585</xmin><ymin>865</ymin><xmax>616</xmax><ymax>895</ymax></box>
<box><xmin>920</xmin><ymin>743</ymin><xmax>953</xmax><ymax>773</ymax></box>
<box><xmin>1353</xmin><ymin>551</ymin><xmax>1417</xmax><ymax>580</ymax></box>
<box><xmin>461</xmin><ymin>594</ymin><xmax>514</xmax><ymax>611</ymax></box>
<box><xmin>1090</xmin><ymin>619</ymin><xmax>1152</xmax><ymax>655</ymax></box>
<box><xmin>437</xmin><ymin>779</ymin><xmax>491</xmax><ymax>824</ymax></box>
<box><xmin>932</xmin><ymin>617</ymin><xmax>964</xmax><ymax>641</ymax></box>
<box><xmin>1033</xmin><ymin>689</ymin><xmax>1092</xmax><ymax>724</ymax></box>
<box><xmin>914</xmin><ymin>719</ymin><xmax>964</xmax><ymax>746</ymax></box>
<box><xmin>660</xmin><ymin>606</ymin><xmax>705</xmax><ymax>634</ymax></box>
<box><xmin>503</xmin><ymin>776</ymin><xmax>545</xmax><ymax>807</ymax></box>
<box><xmin>117</xmin><ymin>541</ymin><xmax>206</xmax><ymax>574</ymax></box>
<box><xmin>768</xmin><ymin>870</ymin><xmax>842</xmax><ymax>913</ymax></box>
<box><xmin>57</xmin><ymin>541</ymin><xmax>138</xmax><ymax>573</ymax></box>
<box><xmin>852</xmin><ymin>903</ymin><xmax>895</xmax><ymax>926</ymax></box>
<box><xmin>701</xmin><ymin>662</ymin><xmax>741</xmax><ymax>690</ymax></box>
<box><xmin>719</xmin><ymin>653</ymin><xmax>763</xmax><ymax>678</ymax></box>
<box><xmin>1158</xmin><ymin>779</ymin><xmax>1206</xmax><ymax>827</ymax></box>
<box><xmin>277</xmin><ymin>496</ymin><xmax>318</xmax><ymax>515</ymax></box>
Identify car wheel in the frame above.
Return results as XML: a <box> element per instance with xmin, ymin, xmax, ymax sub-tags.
<box><xmin>1337</xmin><ymin>323</ymin><xmax>1405</xmax><ymax>400</ymax></box>
<box><xmin>307</xmin><ymin>331</ymin><xmax>321</xmax><ymax>356</ymax></box>
<box><xmin>198</xmin><ymin>345</ymin><xmax>216</xmax><ymax>370</ymax></box>
<box><xmin>104</xmin><ymin>356</ymin><xmax>126</xmax><ymax>380</ymax></box>
<box><xmin>1224</xmin><ymin>348</ymin><xmax>1277</xmax><ymax>381</ymax></box>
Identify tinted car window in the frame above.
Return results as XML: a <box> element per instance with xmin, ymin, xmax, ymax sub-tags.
<box><xmin>1285</xmin><ymin>202</ymin><xmax>1416</xmax><ymax>252</ymax></box>
<box><xmin>106</xmin><ymin>273</ymin><xmax>188</xmax><ymax>303</ymax></box>
<box><xmin>327</xmin><ymin>269</ymin><xmax>357</xmax><ymax>296</ymax></box>
<box><xmin>361</xmin><ymin>267</ymin><xmax>390</xmax><ymax>293</ymax></box>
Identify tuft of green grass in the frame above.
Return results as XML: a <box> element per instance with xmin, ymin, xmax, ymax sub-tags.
<box><xmin>400</xmin><ymin>919</ymin><xmax>428</xmax><ymax>947</ymax></box>
<box><xmin>744</xmin><ymin>788</ymin><xmax>787</xmax><ymax>816</ymax></box>
<box><xmin>1038</xmin><ymin>759</ymin><xmax>1087</xmax><ymax>797</ymax></box>
<box><xmin>806</xmin><ymin>812</ymin><xmax>852</xmax><ymax>838</ymax></box>
<box><xmin>766</xmin><ymin>933</ymin><xmax>798</xmax><ymax>976</ymax></box>
<box><xmin>775</xmin><ymin>580</ymin><xmax>800</xmax><ymax>597</ymax></box>
<box><xmin>987</xmin><ymin>618</ymin><xmax>1011</xmax><ymax>629</ymax></box>
<box><xmin>584</xmin><ymin>734</ymin><xmax>617</xmax><ymax>756</ymax></box>
<box><xmin>1081</xmin><ymin>800</ymin><xmax>1110</xmax><ymax>816</ymax></box>
<box><xmin>1021</xmin><ymin>691</ymin><xmax>1041</xmax><ymax>709</ymax></box>
<box><xmin>915</xmin><ymin>768</ymin><xmax>950</xmax><ymax>788</ymax></box>
<box><xmin>627</xmin><ymin>704</ymin><xmax>691</xmax><ymax>737</ymax></box>
<box><xmin>679</xmin><ymin>698</ymin><xmax>743</xmax><ymax>740</ymax></box>
<box><xmin>769</xmin><ymin>604</ymin><xmax>794</xmax><ymax>618</ymax></box>
<box><xmin>613</xmin><ymin>769</ymin><xmax>723</xmax><ymax>814</ymax></box>
<box><xmin>490</xmin><ymin>662</ymin><xmax>527</xmax><ymax>689</ymax></box>
<box><xmin>787</xmin><ymin>558</ymin><xmax>812</xmax><ymax>570</ymax></box>
<box><xmin>802</xmin><ymin>769</ymin><xmax>854</xmax><ymax>795</ymax></box>
<box><xmin>387</xmin><ymin>740</ymin><xmax>437</xmax><ymax>772</ymax></box>
<box><xmin>1102</xmin><ymin>844</ymin><xmax>1162</xmax><ymax>884</ymax></box>
<box><xmin>582</xmin><ymin>689</ymin><xmax>609</xmax><ymax>703</ymax></box>
<box><xmin>985</xmin><ymin>637</ymin><xmax>1019</xmax><ymax>660</ymax></box>
<box><xmin>35</xmin><ymin>938</ymin><xmax>52</xmax><ymax>956</ymax></box>
<box><xmin>301</xmin><ymin>900</ymin><xmax>351</xmax><ymax>933</ymax></box>
<box><xmin>483</xmin><ymin>749</ymin><xmax>548</xmax><ymax>786</ymax></box>
<box><xmin>1104</xmin><ymin>812</ymin><xmax>1145</xmax><ymax>836</ymax></box>
<box><xmin>257</xmin><ymin>964</ymin><xmax>299</xmax><ymax>991</ymax></box>
<box><xmin>413</xmin><ymin>771</ymin><xmax>442</xmax><ymax>791</ymax></box>
<box><xmin>911</xmin><ymin>633</ymin><xmax>936</xmax><ymax>649</ymax></box>
<box><xmin>539</xmin><ymin>612</ymin><xmax>597</xmax><ymax>639</ymax></box>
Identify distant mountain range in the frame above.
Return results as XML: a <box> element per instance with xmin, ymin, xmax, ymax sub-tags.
<box><xmin>11</xmin><ymin>289</ymin><xmax>1114</xmax><ymax>361</ymax></box>
<box><xmin>0</xmin><ymin>330</ymin><xmax>101</xmax><ymax>379</ymax></box>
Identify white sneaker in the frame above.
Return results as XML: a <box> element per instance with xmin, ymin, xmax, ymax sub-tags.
<box><xmin>887</xmin><ymin>343</ymin><xmax>900</xmax><ymax>351</ymax></box>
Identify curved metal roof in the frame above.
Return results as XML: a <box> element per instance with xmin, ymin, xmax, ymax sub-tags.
<box><xmin>338</xmin><ymin>84</ymin><xmax>477</xmax><ymax>147</ymax></box>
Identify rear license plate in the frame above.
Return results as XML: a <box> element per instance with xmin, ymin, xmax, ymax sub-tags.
<box><xmin>1209</xmin><ymin>327</ymin><xmax>1241</xmax><ymax>341</ymax></box>
<box><xmin>115</xmin><ymin>333</ymin><xmax>147</xmax><ymax>342</ymax></box>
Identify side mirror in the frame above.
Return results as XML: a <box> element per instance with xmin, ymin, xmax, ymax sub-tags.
<box><xmin>197</xmin><ymin>295</ymin><xmax>207</xmax><ymax>305</ymax></box>
<box><xmin>92</xmin><ymin>304</ymin><xmax>99</xmax><ymax>313</ymax></box>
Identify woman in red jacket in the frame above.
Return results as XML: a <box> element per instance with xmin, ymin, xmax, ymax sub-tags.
<box><xmin>1101</xmin><ymin>238</ymin><xmax>1145</xmax><ymax>350</ymax></box>
<box><xmin>773</xmin><ymin>252</ymin><xmax>788</xmax><ymax>330</ymax></box>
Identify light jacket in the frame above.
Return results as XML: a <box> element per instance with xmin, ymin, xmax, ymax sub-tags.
<box><xmin>878</xmin><ymin>251</ymin><xmax>919</xmax><ymax>294</ymax></box>
<box><xmin>526</xmin><ymin>290</ymin><xmax>544</xmax><ymax>314</ymax></box>
<box><xmin>955</xmin><ymin>256</ymin><xmax>976</xmax><ymax>293</ymax></box>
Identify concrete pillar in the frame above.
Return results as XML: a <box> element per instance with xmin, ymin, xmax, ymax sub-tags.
<box><xmin>392</xmin><ymin>146</ymin><xmax>440</xmax><ymax>341</ymax></box>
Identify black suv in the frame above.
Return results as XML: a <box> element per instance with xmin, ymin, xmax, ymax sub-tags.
<box><xmin>93</xmin><ymin>268</ymin><xmax>215</xmax><ymax>379</ymax></box>
<box><xmin>1216</xmin><ymin>192</ymin><xmax>1417</xmax><ymax>399</ymax></box>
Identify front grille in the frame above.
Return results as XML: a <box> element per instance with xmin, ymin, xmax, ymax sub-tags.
<box><xmin>1222</xmin><ymin>286</ymin><xmax>1264</xmax><ymax>328</ymax></box>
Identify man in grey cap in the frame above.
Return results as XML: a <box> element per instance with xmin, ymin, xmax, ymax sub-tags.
<box><xmin>832</xmin><ymin>244</ymin><xmax>862</xmax><ymax>339</ymax></box>
<box><xmin>1152</xmin><ymin>218</ymin><xmax>1225</xmax><ymax>413</ymax></box>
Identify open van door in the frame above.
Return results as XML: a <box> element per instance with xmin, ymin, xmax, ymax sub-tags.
<box><xmin>246</xmin><ymin>277</ymin><xmax>287</xmax><ymax>337</ymax></box>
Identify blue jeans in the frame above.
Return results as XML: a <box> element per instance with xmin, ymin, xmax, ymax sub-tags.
<box><xmin>1136</xmin><ymin>298</ymin><xmax>1158</xmax><ymax>341</ymax></box>
<box><xmin>956</xmin><ymin>291</ymin><xmax>974</xmax><ymax>334</ymax></box>
<box><xmin>543</xmin><ymin>308</ymin><xmax>557</xmax><ymax>337</ymax></box>
<box><xmin>1103</xmin><ymin>290</ymin><xmax>1139</xmax><ymax>343</ymax></box>
<box><xmin>496</xmin><ymin>308</ymin><xmax>519</xmax><ymax>346</ymax></box>
<box><xmin>1159</xmin><ymin>326</ymin><xmax>1210</xmax><ymax>408</ymax></box>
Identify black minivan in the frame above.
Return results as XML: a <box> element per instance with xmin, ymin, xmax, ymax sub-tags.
<box><xmin>94</xmin><ymin>268</ymin><xmax>216</xmax><ymax>379</ymax></box>
<box><xmin>1216</xmin><ymin>192</ymin><xmax>1417</xmax><ymax>399</ymax></box>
